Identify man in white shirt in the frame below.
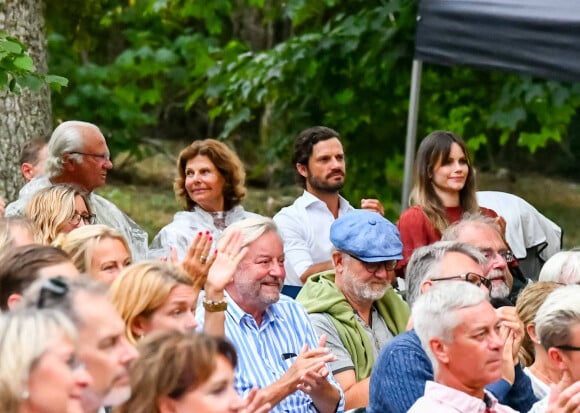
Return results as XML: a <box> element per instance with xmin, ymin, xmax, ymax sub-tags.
<box><xmin>274</xmin><ymin>126</ymin><xmax>383</xmax><ymax>287</ymax></box>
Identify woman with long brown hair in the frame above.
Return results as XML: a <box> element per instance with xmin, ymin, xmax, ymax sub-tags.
<box><xmin>397</xmin><ymin>131</ymin><xmax>498</xmax><ymax>275</ymax></box>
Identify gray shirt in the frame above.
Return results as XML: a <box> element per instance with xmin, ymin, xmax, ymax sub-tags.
<box><xmin>309</xmin><ymin>305</ymin><xmax>394</xmax><ymax>374</ymax></box>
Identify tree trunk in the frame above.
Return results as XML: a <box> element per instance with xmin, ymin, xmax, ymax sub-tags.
<box><xmin>0</xmin><ymin>0</ymin><xmax>52</xmax><ymax>201</ymax></box>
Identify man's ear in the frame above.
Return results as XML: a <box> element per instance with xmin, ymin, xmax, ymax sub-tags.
<box><xmin>7</xmin><ymin>293</ymin><xmax>23</xmax><ymax>310</ymax></box>
<box><xmin>296</xmin><ymin>163</ymin><xmax>308</xmax><ymax>179</ymax></box>
<box><xmin>421</xmin><ymin>280</ymin><xmax>433</xmax><ymax>295</ymax></box>
<box><xmin>21</xmin><ymin>163</ymin><xmax>34</xmax><ymax>181</ymax></box>
<box><xmin>547</xmin><ymin>347</ymin><xmax>567</xmax><ymax>371</ymax></box>
<box><xmin>430</xmin><ymin>337</ymin><xmax>450</xmax><ymax>365</ymax></box>
<box><xmin>331</xmin><ymin>251</ymin><xmax>343</xmax><ymax>270</ymax></box>
<box><xmin>62</xmin><ymin>154</ymin><xmax>76</xmax><ymax>172</ymax></box>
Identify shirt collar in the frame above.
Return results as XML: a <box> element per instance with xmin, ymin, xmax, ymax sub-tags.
<box><xmin>227</xmin><ymin>293</ymin><xmax>286</xmax><ymax>328</ymax></box>
<box><xmin>296</xmin><ymin>190</ymin><xmax>351</xmax><ymax>211</ymax></box>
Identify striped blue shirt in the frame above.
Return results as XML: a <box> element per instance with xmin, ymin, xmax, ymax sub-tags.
<box><xmin>198</xmin><ymin>293</ymin><xmax>345</xmax><ymax>413</ymax></box>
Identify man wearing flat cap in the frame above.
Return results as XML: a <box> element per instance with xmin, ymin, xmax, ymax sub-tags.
<box><xmin>296</xmin><ymin>209</ymin><xmax>410</xmax><ymax>410</ymax></box>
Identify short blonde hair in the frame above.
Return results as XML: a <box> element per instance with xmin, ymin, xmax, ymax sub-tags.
<box><xmin>108</xmin><ymin>261</ymin><xmax>193</xmax><ymax>345</ymax></box>
<box><xmin>25</xmin><ymin>184</ymin><xmax>93</xmax><ymax>244</ymax></box>
<box><xmin>53</xmin><ymin>224</ymin><xmax>130</xmax><ymax>275</ymax></box>
<box><xmin>0</xmin><ymin>309</ymin><xmax>77</xmax><ymax>413</ymax></box>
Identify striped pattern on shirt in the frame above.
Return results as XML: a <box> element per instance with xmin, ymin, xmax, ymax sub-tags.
<box><xmin>203</xmin><ymin>294</ymin><xmax>345</xmax><ymax>413</ymax></box>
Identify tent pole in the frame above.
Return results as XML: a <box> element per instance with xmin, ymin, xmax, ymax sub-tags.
<box><xmin>401</xmin><ymin>59</ymin><xmax>423</xmax><ymax>213</ymax></box>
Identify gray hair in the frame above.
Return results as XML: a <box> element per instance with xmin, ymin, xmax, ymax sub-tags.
<box><xmin>413</xmin><ymin>282</ymin><xmax>488</xmax><ymax>372</ymax></box>
<box><xmin>539</xmin><ymin>251</ymin><xmax>580</xmax><ymax>284</ymax></box>
<box><xmin>406</xmin><ymin>240</ymin><xmax>486</xmax><ymax>308</ymax></box>
<box><xmin>45</xmin><ymin>121</ymin><xmax>100</xmax><ymax>177</ymax></box>
<box><xmin>0</xmin><ymin>309</ymin><xmax>77</xmax><ymax>413</ymax></box>
<box><xmin>220</xmin><ymin>216</ymin><xmax>280</xmax><ymax>249</ymax></box>
<box><xmin>18</xmin><ymin>275</ymin><xmax>108</xmax><ymax>327</ymax></box>
<box><xmin>441</xmin><ymin>213</ymin><xmax>502</xmax><ymax>242</ymax></box>
<box><xmin>534</xmin><ymin>284</ymin><xmax>580</xmax><ymax>350</ymax></box>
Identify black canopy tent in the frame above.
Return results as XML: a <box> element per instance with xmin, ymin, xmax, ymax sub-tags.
<box><xmin>401</xmin><ymin>0</ymin><xmax>580</xmax><ymax>208</ymax></box>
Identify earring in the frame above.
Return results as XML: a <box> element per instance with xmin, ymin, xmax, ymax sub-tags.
<box><xmin>21</xmin><ymin>389</ymin><xmax>29</xmax><ymax>400</ymax></box>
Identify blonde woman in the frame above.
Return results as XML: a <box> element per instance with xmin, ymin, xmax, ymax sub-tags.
<box><xmin>25</xmin><ymin>184</ymin><xmax>94</xmax><ymax>244</ymax></box>
<box><xmin>0</xmin><ymin>309</ymin><xmax>91</xmax><ymax>413</ymax></box>
<box><xmin>53</xmin><ymin>224</ymin><xmax>131</xmax><ymax>284</ymax></box>
<box><xmin>109</xmin><ymin>261</ymin><xmax>199</xmax><ymax>345</ymax></box>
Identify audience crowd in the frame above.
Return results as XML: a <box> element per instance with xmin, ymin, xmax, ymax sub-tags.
<box><xmin>0</xmin><ymin>121</ymin><xmax>578</xmax><ymax>413</ymax></box>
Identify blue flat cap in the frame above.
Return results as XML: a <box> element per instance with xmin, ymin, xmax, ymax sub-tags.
<box><xmin>330</xmin><ymin>209</ymin><xmax>403</xmax><ymax>262</ymax></box>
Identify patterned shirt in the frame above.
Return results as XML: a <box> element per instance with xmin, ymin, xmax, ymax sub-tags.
<box><xmin>198</xmin><ymin>293</ymin><xmax>345</xmax><ymax>413</ymax></box>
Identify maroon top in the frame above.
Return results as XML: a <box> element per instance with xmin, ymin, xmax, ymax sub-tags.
<box><xmin>396</xmin><ymin>205</ymin><xmax>498</xmax><ymax>277</ymax></box>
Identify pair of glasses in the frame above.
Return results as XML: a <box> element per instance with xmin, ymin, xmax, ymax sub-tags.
<box><xmin>69</xmin><ymin>151</ymin><xmax>111</xmax><ymax>162</ymax></box>
<box><xmin>37</xmin><ymin>277</ymin><xmax>69</xmax><ymax>309</ymax></box>
<box><xmin>431</xmin><ymin>272</ymin><xmax>492</xmax><ymax>290</ymax></box>
<box><xmin>555</xmin><ymin>345</ymin><xmax>580</xmax><ymax>352</ymax></box>
<box><xmin>480</xmin><ymin>248</ymin><xmax>515</xmax><ymax>264</ymax></box>
<box><xmin>348</xmin><ymin>254</ymin><xmax>397</xmax><ymax>273</ymax></box>
<box><xmin>70</xmin><ymin>213</ymin><xmax>96</xmax><ymax>226</ymax></box>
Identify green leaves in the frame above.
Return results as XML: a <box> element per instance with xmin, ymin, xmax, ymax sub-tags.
<box><xmin>0</xmin><ymin>30</ymin><xmax>68</xmax><ymax>94</ymax></box>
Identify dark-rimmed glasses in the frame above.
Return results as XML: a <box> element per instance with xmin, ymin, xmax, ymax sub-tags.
<box><xmin>37</xmin><ymin>277</ymin><xmax>69</xmax><ymax>309</ymax></box>
<box><xmin>70</xmin><ymin>212</ymin><xmax>96</xmax><ymax>226</ymax></box>
<box><xmin>431</xmin><ymin>272</ymin><xmax>492</xmax><ymax>290</ymax></box>
<box><xmin>555</xmin><ymin>345</ymin><xmax>580</xmax><ymax>352</ymax></box>
<box><xmin>347</xmin><ymin>254</ymin><xmax>397</xmax><ymax>273</ymax></box>
<box><xmin>69</xmin><ymin>151</ymin><xmax>110</xmax><ymax>162</ymax></box>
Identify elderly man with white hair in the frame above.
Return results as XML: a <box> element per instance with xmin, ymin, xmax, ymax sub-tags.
<box><xmin>5</xmin><ymin>121</ymin><xmax>148</xmax><ymax>260</ymax></box>
<box><xmin>409</xmin><ymin>281</ymin><xmax>516</xmax><ymax>412</ymax></box>
<box><xmin>197</xmin><ymin>216</ymin><xmax>345</xmax><ymax>413</ymax></box>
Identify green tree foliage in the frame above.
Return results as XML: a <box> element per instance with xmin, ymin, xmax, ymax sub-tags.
<box><xmin>0</xmin><ymin>30</ymin><xmax>67</xmax><ymax>94</ymax></box>
<box><xmin>45</xmin><ymin>0</ymin><xmax>580</xmax><ymax>214</ymax></box>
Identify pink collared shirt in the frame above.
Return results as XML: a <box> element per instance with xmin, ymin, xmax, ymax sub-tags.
<box><xmin>408</xmin><ymin>381</ymin><xmax>518</xmax><ymax>413</ymax></box>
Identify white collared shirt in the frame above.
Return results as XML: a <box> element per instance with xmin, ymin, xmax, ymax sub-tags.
<box><xmin>273</xmin><ymin>190</ymin><xmax>352</xmax><ymax>286</ymax></box>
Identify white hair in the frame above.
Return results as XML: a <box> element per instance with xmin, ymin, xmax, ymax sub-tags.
<box><xmin>534</xmin><ymin>284</ymin><xmax>580</xmax><ymax>350</ymax></box>
<box><xmin>413</xmin><ymin>281</ymin><xmax>488</xmax><ymax>372</ymax></box>
<box><xmin>220</xmin><ymin>216</ymin><xmax>280</xmax><ymax>249</ymax></box>
<box><xmin>539</xmin><ymin>251</ymin><xmax>580</xmax><ymax>284</ymax></box>
<box><xmin>45</xmin><ymin>121</ymin><xmax>101</xmax><ymax>177</ymax></box>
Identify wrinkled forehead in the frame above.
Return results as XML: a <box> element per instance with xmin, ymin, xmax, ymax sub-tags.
<box><xmin>456</xmin><ymin>223</ymin><xmax>506</xmax><ymax>251</ymax></box>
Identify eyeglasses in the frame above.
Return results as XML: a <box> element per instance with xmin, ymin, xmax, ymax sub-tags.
<box><xmin>480</xmin><ymin>248</ymin><xmax>515</xmax><ymax>264</ymax></box>
<box><xmin>69</xmin><ymin>151</ymin><xmax>111</xmax><ymax>162</ymax></box>
<box><xmin>37</xmin><ymin>277</ymin><xmax>69</xmax><ymax>309</ymax></box>
<box><xmin>70</xmin><ymin>213</ymin><xmax>96</xmax><ymax>226</ymax></box>
<box><xmin>347</xmin><ymin>254</ymin><xmax>397</xmax><ymax>273</ymax></box>
<box><xmin>555</xmin><ymin>345</ymin><xmax>580</xmax><ymax>352</ymax></box>
<box><xmin>431</xmin><ymin>272</ymin><xmax>493</xmax><ymax>290</ymax></box>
